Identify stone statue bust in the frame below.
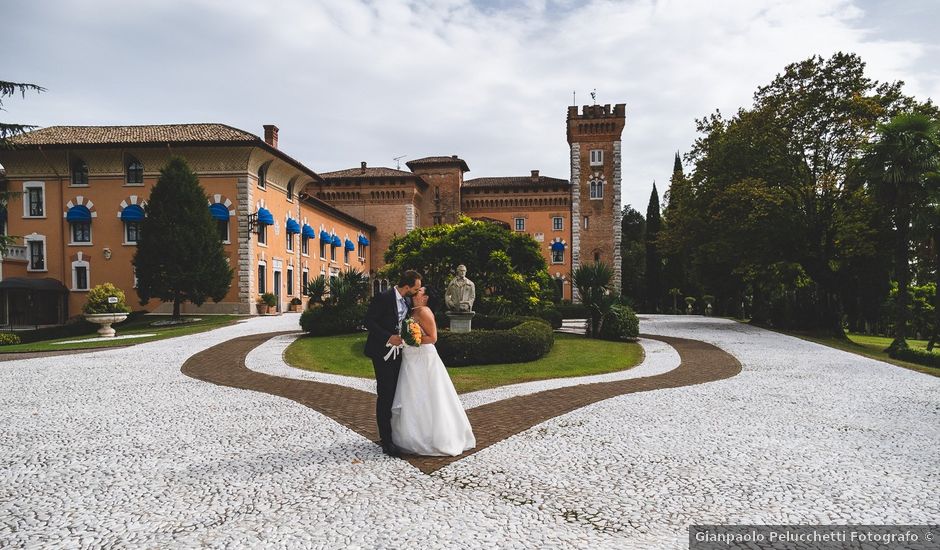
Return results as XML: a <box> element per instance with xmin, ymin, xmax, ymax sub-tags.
<box><xmin>445</xmin><ymin>264</ymin><xmax>476</xmax><ymax>313</ymax></box>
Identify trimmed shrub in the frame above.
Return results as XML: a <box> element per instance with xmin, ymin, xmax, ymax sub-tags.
<box><xmin>891</xmin><ymin>347</ymin><xmax>940</xmax><ymax>368</ymax></box>
<box><xmin>0</xmin><ymin>333</ymin><xmax>21</xmax><ymax>346</ymax></box>
<box><xmin>469</xmin><ymin>314</ymin><xmax>550</xmax><ymax>331</ymax></box>
<box><xmin>300</xmin><ymin>304</ymin><xmax>367</xmax><ymax>336</ymax></box>
<box><xmin>83</xmin><ymin>283</ymin><xmax>131</xmax><ymax>314</ymax></box>
<box><xmin>436</xmin><ymin>320</ymin><xmax>554</xmax><ymax>367</ymax></box>
<box><xmin>598</xmin><ymin>304</ymin><xmax>640</xmax><ymax>341</ymax></box>
<box><xmin>556</xmin><ymin>302</ymin><xmax>589</xmax><ymax>319</ymax></box>
<box><xmin>538</xmin><ymin>307</ymin><xmax>563</xmax><ymax>329</ymax></box>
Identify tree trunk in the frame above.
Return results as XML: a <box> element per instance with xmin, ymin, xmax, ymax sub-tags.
<box><xmin>929</xmin><ymin>232</ymin><xmax>940</xmax><ymax>352</ymax></box>
<box><xmin>172</xmin><ymin>295</ymin><xmax>182</xmax><ymax>320</ymax></box>
<box><xmin>888</xmin><ymin>205</ymin><xmax>912</xmax><ymax>353</ymax></box>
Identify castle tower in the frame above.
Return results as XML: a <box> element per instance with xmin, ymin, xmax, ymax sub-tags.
<box><xmin>406</xmin><ymin>156</ymin><xmax>469</xmax><ymax>226</ymax></box>
<box><xmin>567</xmin><ymin>104</ymin><xmax>625</xmax><ymax>300</ymax></box>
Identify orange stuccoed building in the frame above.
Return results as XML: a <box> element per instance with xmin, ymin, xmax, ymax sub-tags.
<box><xmin>0</xmin><ymin>103</ymin><xmax>624</xmax><ymax>327</ymax></box>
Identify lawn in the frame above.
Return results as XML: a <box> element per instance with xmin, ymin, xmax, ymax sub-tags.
<box><xmin>791</xmin><ymin>332</ymin><xmax>939</xmax><ymax>377</ymax></box>
<box><xmin>0</xmin><ymin>314</ymin><xmax>241</xmax><ymax>353</ymax></box>
<box><xmin>284</xmin><ymin>332</ymin><xmax>645</xmax><ymax>393</ymax></box>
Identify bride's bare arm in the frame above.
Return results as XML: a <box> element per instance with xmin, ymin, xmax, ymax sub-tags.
<box><xmin>414</xmin><ymin>307</ymin><xmax>438</xmax><ymax>344</ymax></box>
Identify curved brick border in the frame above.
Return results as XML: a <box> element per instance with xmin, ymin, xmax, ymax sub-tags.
<box><xmin>181</xmin><ymin>332</ymin><xmax>741</xmax><ymax>474</ymax></box>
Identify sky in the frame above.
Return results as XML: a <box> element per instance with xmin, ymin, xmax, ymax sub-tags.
<box><xmin>3</xmin><ymin>0</ymin><xmax>939</xmax><ymax>213</ymax></box>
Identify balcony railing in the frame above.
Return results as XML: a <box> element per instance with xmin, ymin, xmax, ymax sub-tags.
<box><xmin>0</xmin><ymin>245</ymin><xmax>27</xmax><ymax>262</ymax></box>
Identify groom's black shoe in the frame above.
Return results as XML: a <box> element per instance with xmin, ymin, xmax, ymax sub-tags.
<box><xmin>381</xmin><ymin>442</ymin><xmax>402</xmax><ymax>458</ymax></box>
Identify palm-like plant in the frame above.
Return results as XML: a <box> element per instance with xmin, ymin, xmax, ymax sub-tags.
<box><xmin>304</xmin><ymin>268</ymin><xmax>369</xmax><ymax>308</ymax></box>
<box><xmin>866</xmin><ymin>113</ymin><xmax>940</xmax><ymax>352</ymax></box>
<box><xmin>573</xmin><ymin>262</ymin><xmax>615</xmax><ymax>337</ymax></box>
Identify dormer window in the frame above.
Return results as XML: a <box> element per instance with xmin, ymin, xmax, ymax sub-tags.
<box><xmin>71</xmin><ymin>159</ymin><xmax>88</xmax><ymax>186</ymax></box>
<box><xmin>126</xmin><ymin>157</ymin><xmax>144</xmax><ymax>184</ymax></box>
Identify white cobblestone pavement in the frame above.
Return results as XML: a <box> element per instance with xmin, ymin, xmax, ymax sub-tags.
<box><xmin>1</xmin><ymin>314</ymin><xmax>937</xmax><ymax>549</ymax></box>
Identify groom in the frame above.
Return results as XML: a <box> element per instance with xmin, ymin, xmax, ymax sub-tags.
<box><xmin>363</xmin><ymin>270</ymin><xmax>423</xmax><ymax>457</ymax></box>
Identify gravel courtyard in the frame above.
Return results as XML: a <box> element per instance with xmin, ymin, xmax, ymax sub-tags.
<box><xmin>1</xmin><ymin>315</ymin><xmax>937</xmax><ymax>549</ymax></box>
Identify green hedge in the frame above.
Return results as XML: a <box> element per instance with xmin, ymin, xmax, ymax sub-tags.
<box><xmin>0</xmin><ymin>333</ymin><xmax>22</xmax><ymax>346</ymax></box>
<box><xmin>468</xmin><ymin>314</ymin><xmax>550</xmax><ymax>331</ymax></box>
<box><xmin>891</xmin><ymin>346</ymin><xmax>940</xmax><ymax>368</ymax></box>
<box><xmin>537</xmin><ymin>308</ymin><xmax>563</xmax><ymax>329</ymax></box>
<box><xmin>300</xmin><ymin>304</ymin><xmax>368</xmax><ymax>336</ymax></box>
<box><xmin>599</xmin><ymin>304</ymin><xmax>640</xmax><ymax>341</ymax></box>
<box><xmin>555</xmin><ymin>303</ymin><xmax>589</xmax><ymax>319</ymax></box>
<box><xmin>436</xmin><ymin>320</ymin><xmax>554</xmax><ymax>367</ymax></box>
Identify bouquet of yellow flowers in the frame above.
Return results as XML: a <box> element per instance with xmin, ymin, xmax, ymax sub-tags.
<box><xmin>401</xmin><ymin>317</ymin><xmax>422</xmax><ymax>346</ymax></box>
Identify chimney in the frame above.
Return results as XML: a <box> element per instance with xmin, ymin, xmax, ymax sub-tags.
<box><xmin>360</xmin><ymin>161</ymin><xmax>367</xmax><ymax>173</ymax></box>
<box><xmin>263</xmin><ymin>125</ymin><xmax>279</xmax><ymax>149</ymax></box>
<box><xmin>531</xmin><ymin>169</ymin><xmax>539</xmax><ymax>182</ymax></box>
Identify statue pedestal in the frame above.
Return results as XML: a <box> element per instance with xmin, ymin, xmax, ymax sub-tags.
<box><xmin>446</xmin><ymin>311</ymin><xmax>476</xmax><ymax>333</ymax></box>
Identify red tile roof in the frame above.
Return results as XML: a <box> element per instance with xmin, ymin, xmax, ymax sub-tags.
<box><xmin>9</xmin><ymin>124</ymin><xmax>259</xmax><ymax>146</ymax></box>
<box><xmin>462</xmin><ymin>175</ymin><xmax>570</xmax><ymax>189</ymax></box>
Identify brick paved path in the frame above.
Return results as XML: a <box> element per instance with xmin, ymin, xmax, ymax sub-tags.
<box><xmin>181</xmin><ymin>332</ymin><xmax>740</xmax><ymax>474</ymax></box>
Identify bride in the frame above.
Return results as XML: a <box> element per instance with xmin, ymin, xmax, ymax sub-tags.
<box><xmin>391</xmin><ymin>287</ymin><xmax>476</xmax><ymax>456</ymax></box>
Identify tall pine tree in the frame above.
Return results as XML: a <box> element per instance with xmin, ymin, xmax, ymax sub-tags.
<box><xmin>1</xmin><ymin>80</ymin><xmax>45</xmax><ymax>254</ymax></box>
<box><xmin>134</xmin><ymin>157</ymin><xmax>233</xmax><ymax>318</ymax></box>
<box><xmin>644</xmin><ymin>183</ymin><xmax>662</xmax><ymax>312</ymax></box>
<box><xmin>662</xmin><ymin>152</ymin><xmax>691</xmax><ymax>308</ymax></box>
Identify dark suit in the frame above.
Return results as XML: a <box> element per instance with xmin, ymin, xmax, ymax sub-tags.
<box><xmin>363</xmin><ymin>288</ymin><xmax>408</xmax><ymax>446</ymax></box>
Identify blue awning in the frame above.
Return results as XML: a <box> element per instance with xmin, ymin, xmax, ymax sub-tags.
<box><xmin>66</xmin><ymin>205</ymin><xmax>92</xmax><ymax>222</ymax></box>
<box><xmin>286</xmin><ymin>218</ymin><xmax>301</xmax><ymax>234</ymax></box>
<box><xmin>331</xmin><ymin>234</ymin><xmax>342</xmax><ymax>247</ymax></box>
<box><xmin>209</xmin><ymin>203</ymin><xmax>229</xmax><ymax>221</ymax></box>
<box><xmin>257</xmin><ymin>207</ymin><xmax>274</xmax><ymax>225</ymax></box>
<box><xmin>121</xmin><ymin>204</ymin><xmax>145</xmax><ymax>222</ymax></box>
<box><xmin>320</xmin><ymin>230</ymin><xmax>331</xmax><ymax>241</ymax></box>
<box><xmin>358</xmin><ymin>234</ymin><xmax>370</xmax><ymax>246</ymax></box>
<box><xmin>302</xmin><ymin>224</ymin><xmax>316</xmax><ymax>239</ymax></box>
<box><xmin>551</xmin><ymin>241</ymin><xmax>566</xmax><ymax>251</ymax></box>
<box><xmin>345</xmin><ymin>239</ymin><xmax>355</xmax><ymax>251</ymax></box>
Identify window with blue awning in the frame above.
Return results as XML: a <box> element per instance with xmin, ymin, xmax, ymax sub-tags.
<box><xmin>121</xmin><ymin>204</ymin><xmax>146</xmax><ymax>222</ymax></box>
<box><xmin>551</xmin><ymin>241</ymin><xmax>566</xmax><ymax>251</ymax></box>
<box><xmin>66</xmin><ymin>205</ymin><xmax>92</xmax><ymax>222</ymax></box>
<box><xmin>358</xmin><ymin>234</ymin><xmax>370</xmax><ymax>246</ymax></box>
<box><xmin>257</xmin><ymin>207</ymin><xmax>274</xmax><ymax>225</ymax></box>
<box><xmin>209</xmin><ymin>203</ymin><xmax>229</xmax><ymax>221</ymax></box>
<box><xmin>345</xmin><ymin>238</ymin><xmax>355</xmax><ymax>251</ymax></box>
<box><xmin>286</xmin><ymin>218</ymin><xmax>301</xmax><ymax>234</ymax></box>
<box><xmin>331</xmin><ymin>234</ymin><xmax>341</xmax><ymax>247</ymax></box>
<box><xmin>320</xmin><ymin>229</ymin><xmax>331</xmax><ymax>241</ymax></box>
<box><xmin>302</xmin><ymin>224</ymin><xmax>316</xmax><ymax>239</ymax></box>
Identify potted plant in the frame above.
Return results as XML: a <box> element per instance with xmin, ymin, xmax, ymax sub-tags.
<box><xmin>260</xmin><ymin>292</ymin><xmax>277</xmax><ymax>314</ymax></box>
<box><xmin>289</xmin><ymin>297</ymin><xmax>303</xmax><ymax>312</ymax></box>
<box><xmin>83</xmin><ymin>282</ymin><xmax>131</xmax><ymax>337</ymax></box>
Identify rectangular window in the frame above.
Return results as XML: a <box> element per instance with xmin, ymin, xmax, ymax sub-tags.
<box><xmin>258</xmin><ymin>264</ymin><xmax>266</xmax><ymax>294</ymax></box>
<box><xmin>320</xmin><ymin>240</ymin><xmax>326</xmax><ymax>259</ymax></box>
<box><xmin>258</xmin><ymin>225</ymin><xmax>267</xmax><ymax>245</ymax></box>
<box><xmin>330</xmin><ymin>246</ymin><xmax>336</xmax><ymax>262</ymax></box>
<box><xmin>28</xmin><ymin>240</ymin><xmax>45</xmax><ymax>270</ymax></box>
<box><xmin>553</xmin><ymin>217</ymin><xmax>563</xmax><ymax>231</ymax></box>
<box><xmin>515</xmin><ymin>218</ymin><xmax>525</xmax><ymax>231</ymax></box>
<box><xmin>75</xmin><ymin>266</ymin><xmax>89</xmax><ymax>290</ymax></box>
<box><xmin>584</xmin><ymin>216</ymin><xmax>590</xmax><ymax>230</ymax></box>
<box><xmin>552</xmin><ymin>249</ymin><xmax>564</xmax><ymax>264</ymax></box>
<box><xmin>71</xmin><ymin>222</ymin><xmax>91</xmax><ymax>243</ymax></box>
<box><xmin>344</xmin><ymin>248</ymin><xmax>350</xmax><ymax>264</ymax></box>
<box><xmin>302</xmin><ymin>270</ymin><xmax>309</xmax><ymax>295</ymax></box>
<box><xmin>286</xmin><ymin>232</ymin><xmax>293</xmax><ymax>252</ymax></box>
<box><xmin>287</xmin><ymin>268</ymin><xmax>294</xmax><ymax>295</ymax></box>
<box><xmin>302</xmin><ymin>236</ymin><xmax>309</xmax><ymax>255</ymax></box>
<box><xmin>126</xmin><ymin>221</ymin><xmax>141</xmax><ymax>244</ymax></box>
<box><xmin>590</xmin><ymin>149</ymin><xmax>604</xmax><ymax>166</ymax></box>
<box><xmin>358</xmin><ymin>242</ymin><xmax>364</xmax><ymax>260</ymax></box>
<box><xmin>27</xmin><ymin>187</ymin><xmax>44</xmax><ymax>217</ymax></box>
<box><xmin>217</xmin><ymin>220</ymin><xmax>229</xmax><ymax>243</ymax></box>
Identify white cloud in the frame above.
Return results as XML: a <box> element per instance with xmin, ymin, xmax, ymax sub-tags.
<box><xmin>2</xmin><ymin>0</ymin><xmax>937</xmax><ymax>213</ymax></box>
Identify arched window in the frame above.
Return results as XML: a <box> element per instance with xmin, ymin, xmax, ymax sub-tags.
<box><xmin>286</xmin><ymin>177</ymin><xmax>296</xmax><ymax>201</ymax></box>
<box><xmin>589</xmin><ymin>178</ymin><xmax>604</xmax><ymax>199</ymax></box>
<box><xmin>71</xmin><ymin>158</ymin><xmax>88</xmax><ymax>186</ymax></box>
<box><xmin>257</xmin><ymin>162</ymin><xmax>270</xmax><ymax>189</ymax></box>
<box><xmin>126</xmin><ymin>157</ymin><xmax>144</xmax><ymax>184</ymax></box>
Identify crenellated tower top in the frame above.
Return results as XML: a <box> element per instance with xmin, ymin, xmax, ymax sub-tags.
<box><xmin>566</xmin><ymin>104</ymin><xmax>626</xmax><ymax>144</ymax></box>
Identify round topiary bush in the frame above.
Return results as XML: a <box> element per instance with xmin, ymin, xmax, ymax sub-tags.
<box><xmin>300</xmin><ymin>304</ymin><xmax>367</xmax><ymax>336</ymax></box>
<box><xmin>436</xmin><ymin>320</ymin><xmax>554</xmax><ymax>367</ymax></box>
<box><xmin>598</xmin><ymin>304</ymin><xmax>639</xmax><ymax>341</ymax></box>
<box><xmin>83</xmin><ymin>283</ymin><xmax>131</xmax><ymax>314</ymax></box>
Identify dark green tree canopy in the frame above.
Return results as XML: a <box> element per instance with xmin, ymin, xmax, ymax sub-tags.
<box><xmin>133</xmin><ymin>157</ymin><xmax>233</xmax><ymax>318</ymax></box>
<box><xmin>380</xmin><ymin>217</ymin><xmax>553</xmax><ymax>315</ymax></box>
<box><xmin>1</xmin><ymin>81</ymin><xmax>46</xmax><ymax>143</ymax></box>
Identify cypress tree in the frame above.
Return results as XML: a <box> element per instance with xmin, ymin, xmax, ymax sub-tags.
<box><xmin>644</xmin><ymin>183</ymin><xmax>662</xmax><ymax>312</ymax></box>
<box><xmin>134</xmin><ymin>157</ymin><xmax>233</xmax><ymax>319</ymax></box>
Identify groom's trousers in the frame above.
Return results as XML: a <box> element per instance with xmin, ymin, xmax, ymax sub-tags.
<box><xmin>372</xmin><ymin>355</ymin><xmax>402</xmax><ymax>445</ymax></box>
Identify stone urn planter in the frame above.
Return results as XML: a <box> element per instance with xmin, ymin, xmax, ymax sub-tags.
<box><xmin>85</xmin><ymin>312</ymin><xmax>129</xmax><ymax>337</ymax></box>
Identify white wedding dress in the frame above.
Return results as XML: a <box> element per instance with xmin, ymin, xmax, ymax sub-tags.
<box><xmin>391</xmin><ymin>336</ymin><xmax>476</xmax><ymax>457</ymax></box>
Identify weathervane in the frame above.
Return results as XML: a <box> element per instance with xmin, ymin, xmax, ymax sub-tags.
<box><xmin>590</xmin><ymin>89</ymin><xmax>597</xmax><ymax>105</ymax></box>
<box><xmin>393</xmin><ymin>155</ymin><xmax>406</xmax><ymax>170</ymax></box>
